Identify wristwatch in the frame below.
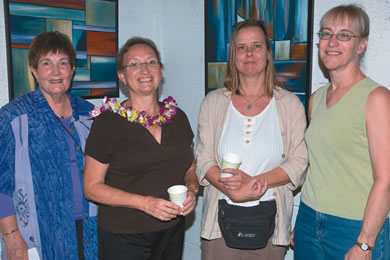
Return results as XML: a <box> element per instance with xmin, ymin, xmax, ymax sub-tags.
<box><xmin>355</xmin><ymin>241</ymin><xmax>374</xmax><ymax>251</ymax></box>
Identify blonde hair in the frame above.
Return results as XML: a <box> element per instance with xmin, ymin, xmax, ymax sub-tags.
<box><xmin>224</xmin><ymin>19</ymin><xmax>277</xmax><ymax>97</ymax></box>
<box><xmin>320</xmin><ymin>4</ymin><xmax>369</xmax><ymax>59</ymax></box>
<box><xmin>320</xmin><ymin>4</ymin><xmax>369</xmax><ymax>38</ymax></box>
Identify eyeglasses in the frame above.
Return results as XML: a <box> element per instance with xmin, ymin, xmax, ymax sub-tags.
<box><xmin>123</xmin><ymin>59</ymin><xmax>160</xmax><ymax>71</ymax></box>
<box><xmin>318</xmin><ymin>31</ymin><xmax>360</xmax><ymax>41</ymax></box>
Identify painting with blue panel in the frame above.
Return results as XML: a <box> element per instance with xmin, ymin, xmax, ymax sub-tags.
<box><xmin>76</xmin><ymin>51</ymin><xmax>88</xmax><ymax>69</ymax></box>
<box><xmin>70</xmin><ymin>89</ymin><xmax>91</xmax><ymax>96</ymax></box>
<box><xmin>100</xmin><ymin>89</ymin><xmax>117</xmax><ymax>96</ymax></box>
<box><xmin>72</xmin><ymin>81</ymin><xmax>116</xmax><ymax>90</ymax></box>
<box><xmin>74</xmin><ymin>69</ymin><xmax>91</xmax><ymax>81</ymax></box>
<box><xmin>73</xmin><ymin>20</ymin><xmax>86</xmax><ymax>26</ymax></box>
<box><xmin>90</xmin><ymin>56</ymin><xmax>116</xmax><ymax>82</ymax></box>
<box><xmin>73</xmin><ymin>29</ymin><xmax>87</xmax><ymax>51</ymax></box>
<box><xmin>258</xmin><ymin>0</ymin><xmax>274</xmax><ymax>26</ymax></box>
<box><xmin>73</xmin><ymin>24</ymin><xmax>116</xmax><ymax>33</ymax></box>
<box><xmin>10</xmin><ymin>16</ymin><xmax>46</xmax><ymax>36</ymax></box>
<box><xmin>271</xmin><ymin>41</ymin><xmax>275</xmax><ymax>59</ymax></box>
<box><xmin>295</xmin><ymin>93</ymin><xmax>306</xmax><ymax>106</ymax></box>
<box><xmin>76</xmin><ymin>59</ymin><xmax>88</xmax><ymax>69</ymax></box>
<box><xmin>274</xmin><ymin>61</ymin><xmax>307</xmax><ymax>93</ymax></box>
<box><xmin>5</xmin><ymin>0</ymin><xmax>118</xmax><ymax>99</ymax></box>
<box><xmin>274</xmin><ymin>0</ymin><xmax>293</xmax><ymax>41</ymax></box>
<box><xmin>206</xmin><ymin>0</ymin><xmax>228</xmax><ymax>62</ymax></box>
<box><xmin>46</xmin><ymin>19</ymin><xmax>72</xmax><ymax>36</ymax></box>
<box><xmin>12</xmin><ymin>48</ymin><xmax>33</xmax><ymax>98</ymax></box>
<box><xmin>292</xmin><ymin>0</ymin><xmax>308</xmax><ymax>43</ymax></box>
<box><xmin>11</xmin><ymin>34</ymin><xmax>35</xmax><ymax>45</ymax></box>
<box><xmin>85</xmin><ymin>0</ymin><xmax>116</xmax><ymax>27</ymax></box>
<box><xmin>9</xmin><ymin>3</ymin><xmax>85</xmax><ymax>21</ymax></box>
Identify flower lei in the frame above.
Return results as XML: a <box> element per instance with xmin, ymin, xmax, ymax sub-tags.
<box><xmin>90</xmin><ymin>96</ymin><xmax>178</xmax><ymax>128</ymax></box>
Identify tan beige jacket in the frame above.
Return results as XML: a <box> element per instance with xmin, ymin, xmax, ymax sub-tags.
<box><xmin>195</xmin><ymin>87</ymin><xmax>308</xmax><ymax>246</ymax></box>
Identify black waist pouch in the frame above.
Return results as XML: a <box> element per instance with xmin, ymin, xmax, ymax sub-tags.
<box><xmin>218</xmin><ymin>199</ymin><xmax>276</xmax><ymax>249</ymax></box>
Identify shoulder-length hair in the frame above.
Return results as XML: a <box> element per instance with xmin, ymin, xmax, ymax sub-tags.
<box><xmin>224</xmin><ymin>19</ymin><xmax>278</xmax><ymax>97</ymax></box>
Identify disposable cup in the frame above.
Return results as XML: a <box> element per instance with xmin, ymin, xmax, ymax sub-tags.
<box><xmin>220</xmin><ymin>153</ymin><xmax>242</xmax><ymax>178</ymax></box>
<box><xmin>167</xmin><ymin>185</ymin><xmax>188</xmax><ymax>207</ymax></box>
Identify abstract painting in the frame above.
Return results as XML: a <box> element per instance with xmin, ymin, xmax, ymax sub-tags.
<box><xmin>206</xmin><ymin>0</ymin><xmax>313</xmax><ymax>106</ymax></box>
<box><xmin>4</xmin><ymin>0</ymin><xmax>118</xmax><ymax>100</ymax></box>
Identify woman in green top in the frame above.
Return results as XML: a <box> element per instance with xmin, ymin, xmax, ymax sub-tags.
<box><xmin>293</xmin><ymin>4</ymin><xmax>390</xmax><ymax>260</ymax></box>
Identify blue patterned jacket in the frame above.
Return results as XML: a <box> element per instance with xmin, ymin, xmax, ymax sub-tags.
<box><xmin>0</xmin><ymin>88</ymin><xmax>97</xmax><ymax>259</ymax></box>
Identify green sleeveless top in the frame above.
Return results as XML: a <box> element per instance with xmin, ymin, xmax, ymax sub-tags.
<box><xmin>302</xmin><ymin>77</ymin><xmax>379</xmax><ymax>220</ymax></box>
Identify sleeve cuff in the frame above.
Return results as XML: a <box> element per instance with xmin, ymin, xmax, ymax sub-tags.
<box><xmin>0</xmin><ymin>193</ymin><xmax>16</xmax><ymax>219</ymax></box>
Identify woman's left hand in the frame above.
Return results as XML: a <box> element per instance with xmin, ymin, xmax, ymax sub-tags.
<box><xmin>227</xmin><ymin>177</ymin><xmax>268</xmax><ymax>203</ymax></box>
<box><xmin>181</xmin><ymin>189</ymin><xmax>197</xmax><ymax>216</ymax></box>
<box><xmin>344</xmin><ymin>245</ymin><xmax>372</xmax><ymax>260</ymax></box>
<box><xmin>219</xmin><ymin>169</ymin><xmax>252</xmax><ymax>190</ymax></box>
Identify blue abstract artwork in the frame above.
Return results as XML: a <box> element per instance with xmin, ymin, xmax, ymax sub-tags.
<box><xmin>5</xmin><ymin>0</ymin><xmax>118</xmax><ymax>100</ymax></box>
<box><xmin>206</xmin><ymin>0</ymin><xmax>313</xmax><ymax>106</ymax></box>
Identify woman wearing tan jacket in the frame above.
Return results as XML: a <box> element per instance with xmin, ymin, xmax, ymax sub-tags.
<box><xmin>196</xmin><ymin>19</ymin><xmax>308</xmax><ymax>260</ymax></box>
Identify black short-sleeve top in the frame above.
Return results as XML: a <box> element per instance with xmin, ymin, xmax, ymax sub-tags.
<box><xmin>85</xmin><ymin>107</ymin><xmax>194</xmax><ymax>234</ymax></box>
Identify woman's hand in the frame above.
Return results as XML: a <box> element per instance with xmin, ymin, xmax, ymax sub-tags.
<box><xmin>290</xmin><ymin>228</ymin><xmax>295</xmax><ymax>248</ymax></box>
<box><xmin>3</xmin><ymin>232</ymin><xmax>28</xmax><ymax>260</ymax></box>
<box><xmin>142</xmin><ymin>196</ymin><xmax>181</xmax><ymax>221</ymax></box>
<box><xmin>344</xmin><ymin>245</ymin><xmax>372</xmax><ymax>260</ymax></box>
<box><xmin>181</xmin><ymin>189</ymin><xmax>197</xmax><ymax>216</ymax></box>
<box><xmin>226</xmin><ymin>177</ymin><xmax>268</xmax><ymax>203</ymax></box>
<box><xmin>219</xmin><ymin>168</ymin><xmax>252</xmax><ymax>190</ymax></box>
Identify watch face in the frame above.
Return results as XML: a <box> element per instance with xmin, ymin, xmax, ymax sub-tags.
<box><xmin>361</xmin><ymin>243</ymin><xmax>369</xmax><ymax>251</ymax></box>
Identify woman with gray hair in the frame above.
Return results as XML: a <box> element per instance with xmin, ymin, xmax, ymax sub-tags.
<box><xmin>0</xmin><ymin>31</ymin><xmax>97</xmax><ymax>260</ymax></box>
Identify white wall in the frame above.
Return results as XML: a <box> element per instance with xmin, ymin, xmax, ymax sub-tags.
<box><xmin>287</xmin><ymin>1</ymin><xmax>390</xmax><ymax>260</ymax></box>
<box><xmin>0</xmin><ymin>1</ymin><xmax>389</xmax><ymax>259</ymax></box>
<box><xmin>311</xmin><ymin>0</ymin><xmax>390</xmax><ymax>92</ymax></box>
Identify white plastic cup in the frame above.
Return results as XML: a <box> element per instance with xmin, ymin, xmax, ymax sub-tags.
<box><xmin>220</xmin><ymin>153</ymin><xmax>242</xmax><ymax>178</ymax></box>
<box><xmin>167</xmin><ymin>185</ymin><xmax>188</xmax><ymax>207</ymax></box>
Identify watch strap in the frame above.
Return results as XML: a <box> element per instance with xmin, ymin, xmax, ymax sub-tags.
<box><xmin>355</xmin><ymin>241</ymin><xmax>374</xmax><ymax>251</ymax></box>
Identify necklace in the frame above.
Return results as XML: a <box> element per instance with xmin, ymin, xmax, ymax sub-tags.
<box><xmin>55</xmin><ymin>116</ymin><xmax>85</xmax><ymax>156</ymax></box>
<box><xmin>240</xmin><ymin>94</ymin><xmax>265</xmax><ymax>110</ymax></box>
<box><xmin>89</xmin><ymin>96</ymin><xmax>178</xmax><ymax>128</ymax></box>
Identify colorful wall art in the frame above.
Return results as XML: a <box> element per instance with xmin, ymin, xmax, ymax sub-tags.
<box><xmin>206</xmin><ymin>0</ymin><xmax>313</xmax><ymax>106</ymax></box>
<box><xmin>4</xmin><ymin>0</ymin><xmax>118</xmax><ymax>100</ymax></box>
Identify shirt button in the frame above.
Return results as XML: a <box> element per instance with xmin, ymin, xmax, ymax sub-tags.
<box><xmin>273</xmin><ymin>192</ymin><xmax>277</xmax><ymax>196</ymax></box>
<box><xmin>85</xmin><ymin>216</ymin><xmax>89</xmax><ymax>220</ymax></box>
<box><xmin>245</xmin><ymin>140</ymin><xmax>250</xmax><ymax>144</ymax></box>
<box><xmin>281</xmin><ymin>131</ymin><xmax>286</xmax><ymax>136</ymax></box>
<box><xmin>282</xmin><ymin>154</ymin><xmax>286</xmax><ymax>158</ymax></box>
<box><xmin>86</xmin><ymin>239</ymin><xmax>90</xmax><ymax>244</ymax></box>
<box><xmin>248</xmin><ymin>118</ymin><xmax>252</xmax><ymax>122</ymax></box>
<box><xmin>80</xmin><ymin>170</ymin><xmax>84</xmax><ymax>174</ymax></box>
<box><xmin>70</xmin><ymin>126</ymin><xmax>75</xmax><ymax>130</ymax></box>
<box><xmin>246</xmin><ymin>131</ymin><xmax>250</xmax><ymax>134</ymax></box>
<box><xmin>247</xmin><ymin>124</ymin><xmax>251</xmax><ymax>128</ymax></box>
<box><xmin>76</xmin><ymin>145</ymin><xmax>80</xmax><ymax>150</ymax></box>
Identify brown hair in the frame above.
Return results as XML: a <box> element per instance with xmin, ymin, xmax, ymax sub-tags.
<box><xmin>117</xmin><ymin>37</ymin><xmax>163</xmax><ymax>72</ymax></box>
<box><xmin>224</xmin><ymin>19</ymin><xmax>277</xmax><ymax>97</ymax></box>
<box><xmin>28</xmin><ymin>31</ymin><xmax>76</xmax><ymax>70</ymax></box>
